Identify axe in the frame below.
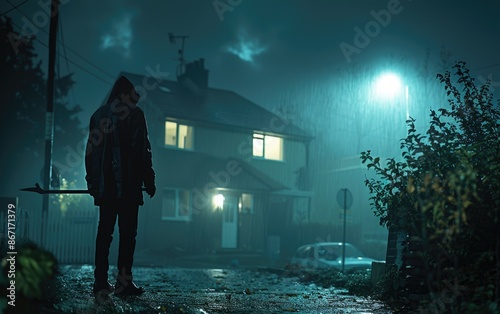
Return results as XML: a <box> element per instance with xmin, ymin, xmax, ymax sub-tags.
<box><xmin>21</xmin><ymin>183</ymin><xmax>146</xmax><ymax>195</ymax></box>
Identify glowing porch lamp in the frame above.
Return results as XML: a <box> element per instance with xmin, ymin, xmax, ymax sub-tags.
<box><xmin>213</xmin><ymin>194</ymin><xmax>225</xmax><ymax>210</ymax></box>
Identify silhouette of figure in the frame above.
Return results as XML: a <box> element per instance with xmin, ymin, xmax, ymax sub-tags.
<box><xmin>85</xmin><ymin>76</ymin><xmax>156</xmax><ymax>296</ymax></box>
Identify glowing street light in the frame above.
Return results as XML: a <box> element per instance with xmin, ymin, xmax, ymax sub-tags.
<box><xmin>373</xmin><ymin>72</ymin><xmax>410</xmax><ymax>121</ymax></box>
<box><xmin>374</xmin><ymin>73</ymin><xmax>402</xmax><ymax>98</ymax></box>
<box><xmin>373</xmin><ymin>72</ymin><xmax>411</xmax><ymax>270</ymax></box>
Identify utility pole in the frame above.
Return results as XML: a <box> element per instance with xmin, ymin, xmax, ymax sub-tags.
<box><xmin>42</xmin><ymin>0</ymin><xmax>59</xmax><ymax>244</ymax></box>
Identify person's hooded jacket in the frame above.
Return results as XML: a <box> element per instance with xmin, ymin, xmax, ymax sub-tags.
<box><xmin>85</xmin><ymin>76</ymin><xmax>155</xmax><ymax>206</ymax></box>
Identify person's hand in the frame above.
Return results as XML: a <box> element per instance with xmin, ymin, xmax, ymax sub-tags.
<box><xmin>146</xmin><ymin>185</ymin><xmax>156</xmax><ymax>198</ymax></box>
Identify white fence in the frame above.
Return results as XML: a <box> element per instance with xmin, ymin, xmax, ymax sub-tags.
<box><xmin>43</xmin><ymin>209</ymin><xmax>98</xmax><ymax>264</ymax></box>
<box><xmin>3</xmin><ymin>205</ymin><xmax>100</xmax><ymax>265</ymax></box>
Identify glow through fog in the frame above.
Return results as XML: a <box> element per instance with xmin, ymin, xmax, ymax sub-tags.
<box><xmin>226</xmin><ymin>30</ymin><xmax>267</xmax><ymax>63</ymax></box>
<box><xmin>100</xmin><ymin>14</ymin><xmax>134</xmax><ymax>57</ymax></box>
<box><xmin>374</xmin><ymin>72</ymin><xmax>403</xmax><ymax>99</ymax></box>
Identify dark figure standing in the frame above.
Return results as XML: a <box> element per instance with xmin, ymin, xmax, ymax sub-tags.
<box><xmin>85</xmin><ymin>76</ymin><xmax>156</xmax><ymax>296</ymax></box>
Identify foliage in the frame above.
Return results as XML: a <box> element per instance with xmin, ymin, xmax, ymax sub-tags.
<box><xmin>0</xmin><ymin>17</ymin><xmax>85</xmax><ymax>191</ymax></box>
<box><xmin>283</xmin><ymin>264</ymin><xmax>375</xmax><ymax>295</ymax></box>
<box><xmin>0</xmin><ymin>241</ymin><xmax>59</xmax><ymax>312</ymax></box>
<box><xmin>361</xmin><ymin>61</ymin><xmax>500</xmax><ymax>313</ymax></box>
<box><xmin>51</xmin><ymin>178</ymin><xmax>89</xmax><ymax>216</ymax></box>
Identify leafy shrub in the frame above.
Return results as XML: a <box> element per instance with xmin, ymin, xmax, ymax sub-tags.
<box><xmin>0</xmin><ymin>241</ymin><xmax>59</xmax><ymax>313</ymax></box>
<box><xmin>361</xmin><ymin>62</ymin><xmax>500</xmax><ymax>313</ymax></box>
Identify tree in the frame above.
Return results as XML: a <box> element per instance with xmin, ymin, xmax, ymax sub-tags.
<box><xmin>0</xmin><ymin>17</ymin><xmax>85</xmax><ymax>201</ymax></box>
<box><xmin>361</xmin><ymin>61</ymin><xmax>500</xmax><ymax>312</ymax></box>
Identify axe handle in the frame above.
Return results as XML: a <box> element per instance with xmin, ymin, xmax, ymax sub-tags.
<box><xmin>21</xmin><ymin>183</ymin><xmax>147</xmax><ymax>195</ymax></box>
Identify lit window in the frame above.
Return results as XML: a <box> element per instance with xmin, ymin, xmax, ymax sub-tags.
<box><xmin>165</xmin><ymin>121</ymin><xmax>194</xmax><ymax>149</ymax></box>
<box><xmin>252</xmin><ymin>133</ymin><xmax>264</xmax><ymax>157</ymax></box>
<box><xmin>252</xmin><ymin>133</ymin><xmax>283</xmax><ymax>161</ymax></box>
<box><xmin>165</xmin><ymin>122</ymin><xmax>177</xmax><ymax>146</ymax></box>
<box><xmin>162</xmin><ymin>189</ymin><xmax>192</xmax><ymax>221</ymax></box>
<box><xmin>264</xmin><ymin>135</ymin><xmax>283</xmax><ymax>160</ymax></box>
<box><xmin>239</xmin><ymin>193</ymin><xmax>254</xmax><ymax>214</ymax></box>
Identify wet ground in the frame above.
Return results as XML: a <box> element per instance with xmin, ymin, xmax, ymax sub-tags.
<box><xmin>37</xmin><ymin>265</ymin><xmax>394</xmax><ymax>314</ymax></box>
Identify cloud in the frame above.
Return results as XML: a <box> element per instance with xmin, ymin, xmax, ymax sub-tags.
<box><xmin>226</xmin><ymin>29</ymin><xmax>267</xmax><ymax>64</ymax></box>
<box><xmin>100</xmin><ymin>14</ymin><xmax>134</xmax><ymax>57</ymax></box>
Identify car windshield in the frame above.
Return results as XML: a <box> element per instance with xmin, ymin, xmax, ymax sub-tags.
<box><xmin>317</xmin><ymin>244</ymin><xmax>364</xmax><ymax>260</ymax></box>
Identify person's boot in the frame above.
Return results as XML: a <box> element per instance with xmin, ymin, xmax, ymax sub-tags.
<box><xmin>93</xmin><ymin>280</ymin><xmax>114</xmax><ymax>295</ymax></box>
<box><xmin>114</xmin><ymin>272</ymin><xmax>144</xmax><ymax>296</ymax></box>
<box><xmin>93</xmin><ymin>280</ymin><xmax>115</xmax><ymax>306</ymax></box>
<box><xmin>114</xmin><ymin>280</ymin><xmax>145</xmax><ymax>296</ymax></box>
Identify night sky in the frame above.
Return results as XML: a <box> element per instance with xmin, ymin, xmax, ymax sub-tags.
<box><xmin>2</xmin><ymin>0</ymin><xmax>500</xmax><ymax>124</ymax></box>
<box><xmin>2</xmin><ymin>1</ymin><xmax>500</xmax><ymax>287</ymax></box>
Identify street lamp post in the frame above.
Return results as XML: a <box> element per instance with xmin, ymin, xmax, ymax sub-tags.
<box><xmin>405</xmin><ymin>85</ymin><xmax>409</xmax><ymax>122</ymax></box>
<box><xmin>372</xmin><ymin>72</ymin><xmax>411</xmax><ymax>269</ymax></box>
<box><xmin>373</xmin><ymin>72</ymin><xmax>409</xmax><ymax>127</ymax></box>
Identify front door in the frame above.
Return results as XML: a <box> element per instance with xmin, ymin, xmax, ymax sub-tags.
<box><xmin>221</xmin><ymin>195</ymin><xmax>238</xmax><ymax>248</ymax></box>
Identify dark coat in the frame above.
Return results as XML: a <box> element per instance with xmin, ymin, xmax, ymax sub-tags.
<box><xmin>85</xmin><ymin>76</ymin><xmax>155</xmax><ymax>206</ymax></box>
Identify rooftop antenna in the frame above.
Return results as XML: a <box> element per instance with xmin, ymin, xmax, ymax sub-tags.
<box><xmin>168</xmin><ymin>32</ymin><xmax>190</xmax><ymax>78</ymax></box>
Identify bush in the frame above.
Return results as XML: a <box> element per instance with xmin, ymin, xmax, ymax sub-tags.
<box><xmin>361</xmin><ymin>62</ymin><xmax>500</xmax><ymax>313</ymax></box>
<box><xmin>0</xmin><ymin>241</ymin><xmax>59</xmax><ymax>313</ymax></box>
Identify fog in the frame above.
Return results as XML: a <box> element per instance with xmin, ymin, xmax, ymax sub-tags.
<box><xmin>1</xmin><ymin>0</ymin><xmax>499</xmax><ymax>268</ymax></box>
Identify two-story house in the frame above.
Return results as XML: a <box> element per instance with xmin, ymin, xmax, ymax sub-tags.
<box><xmin>118</xmin><ymin>59</ymin><xmax>313</xmax><ymax>257</ymax></box>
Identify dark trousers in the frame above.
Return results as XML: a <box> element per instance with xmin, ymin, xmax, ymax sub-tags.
<box><xmin>94</xmin><ymin>200</ymin><xmax>139</xmax><ymax>283</ymax></box>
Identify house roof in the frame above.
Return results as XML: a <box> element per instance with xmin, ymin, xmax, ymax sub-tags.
<box><xmin>195</xmin><ymin>155</ymin><xmax>289</xmax><ymax>192</ymax></box>
<box><xmin>121</xmin><ymin>72</ymin><xmax>312</xmax><ymax>140</ymax></box>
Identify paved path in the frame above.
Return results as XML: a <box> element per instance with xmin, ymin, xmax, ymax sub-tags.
<box><xmin>39</xmin><ymin>265</ymin><xmax>394</xmax><ymax>313</ymax></box>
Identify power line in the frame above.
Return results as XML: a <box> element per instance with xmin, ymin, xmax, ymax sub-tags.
<box><xmin>10</xmin><ymin>19</ymin><xmax>113</xmax><ymax>85</ymax></box>
<box><xmin>63</xmin><ymin>40</ymin><xmax>116</xmax><ymax>80</ymax></box>
<box><xmin>0</xmin><ymin>0</ymin><xmax>30</xmax><ymax>17</ymax></box>
<box><xmin>58</xmin><ymin>11</ymin><xmax>79</xmax><ymax>107</ymax></box>
<box><xmin>5</xmin><ymin>2</ymin><xmax>116</xmax><ymax>82</ymax></box>
<box><xmin>58</xmin><ymin>14</ymin><xmax>71</xmax><ymax>76</ymax></box>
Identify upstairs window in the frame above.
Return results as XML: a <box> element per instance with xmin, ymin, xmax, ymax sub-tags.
<box><xmin>252</xmin><ymin>133</ymin><xmax>283</xmax><ymax>161</ymax></box>
<box><xmin>165</xmin><ymin>121</ymin><xmax>194</xmax><ymax>149</ymax></box>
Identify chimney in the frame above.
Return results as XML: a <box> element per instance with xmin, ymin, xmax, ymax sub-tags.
<box><xmin>178</xmin><ymin>58</ymin><xmax>209</xmax><ymax>96</ymax></box>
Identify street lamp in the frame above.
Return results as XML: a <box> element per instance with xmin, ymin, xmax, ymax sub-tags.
<box><xmin>373</xmin><ymin>72</ymin><xmax>411</xmax><ymax>269</ymax></box>
<box><xmin>373</xmin><ymin>72</ymin><xmax>409</xmax><ymax>122</ymax></box>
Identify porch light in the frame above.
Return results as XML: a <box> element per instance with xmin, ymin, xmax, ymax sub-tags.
<box><xmin>213</xmin><ymin>194</ymin><xmax>225</xmax><ymax>210</ymax></box>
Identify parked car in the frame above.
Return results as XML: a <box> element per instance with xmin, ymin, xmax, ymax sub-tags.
<box><xmin>290</xmin><ymin>242</ymin><xmax>379</xmax><ymax>273</ymax></box>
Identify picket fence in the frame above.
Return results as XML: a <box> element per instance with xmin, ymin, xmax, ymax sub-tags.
<box><xmin>43</xmin><ymin>209</ymin><xmax>98</xmax><ymax>264</ymax></box>
<box><xmin>8</xmin><ymin>208</ymin><xmax>99</xmax><ymax>264</ymax></box>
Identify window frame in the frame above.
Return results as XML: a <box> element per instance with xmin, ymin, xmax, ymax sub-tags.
<box><xmin>252</xmin><ymin>132</ymin><xmax>284</xmax><ymax>161</ymax></box>
<box><xmin>161</xmin><ymin>188</ymin><xmax>192</xmax><ymax>221</ymax></box>
<box><xmin>164</xmin><ymin>120</ymin><xmax>194</xmax><ymax>150</ymax></box>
